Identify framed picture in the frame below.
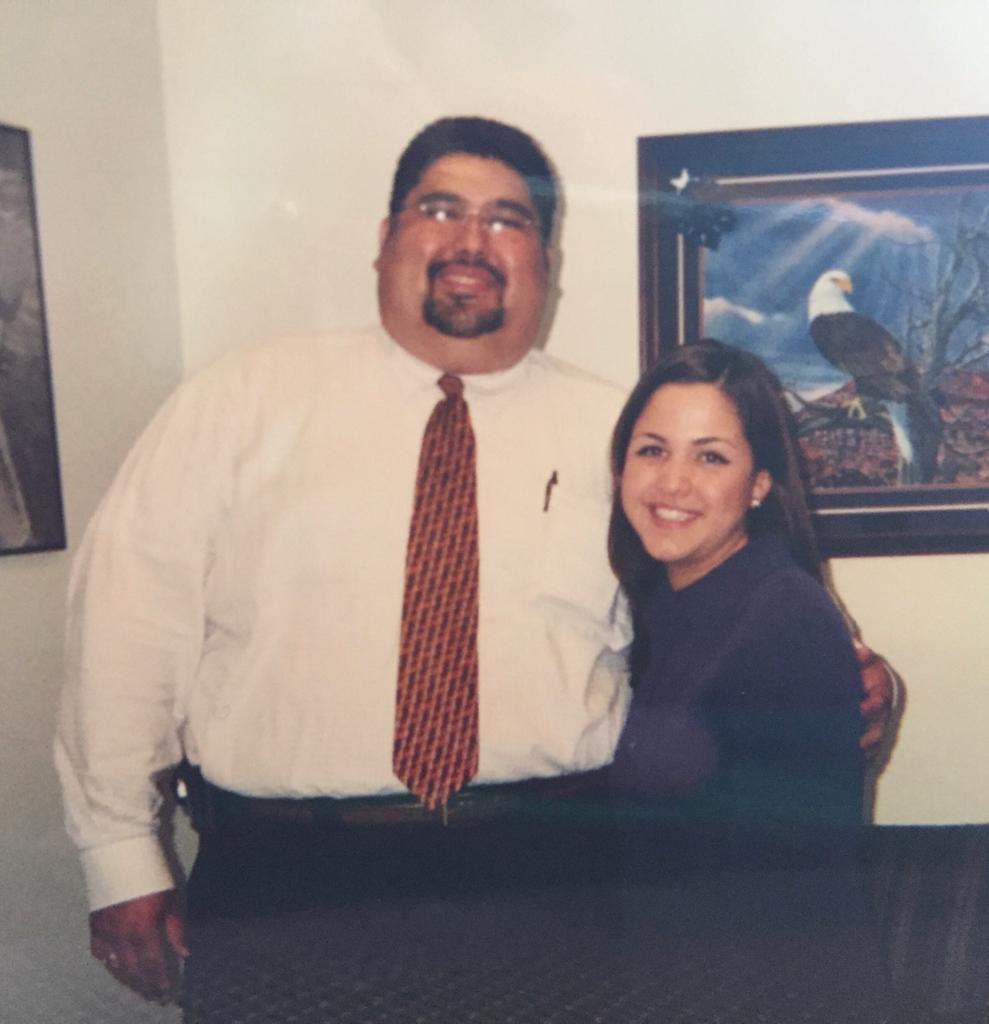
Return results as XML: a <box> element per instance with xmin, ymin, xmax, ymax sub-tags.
<box><xmin>0</xmin><ymin>122</ymin><xmax>65</xmax><ymax>555</ymax></box>
<box><xmin>638</xmin><ymin>116</ymin><xmax>989</xmax><ymax>556</ymax></box>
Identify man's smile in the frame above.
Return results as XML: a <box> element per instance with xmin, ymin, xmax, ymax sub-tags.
<box><xmin>428</xmin><ymin>257</ymin><xmax>506</xmax><ymax>292</ymax></box>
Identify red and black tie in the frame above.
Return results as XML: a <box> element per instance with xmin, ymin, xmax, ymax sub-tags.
<box><xmin>393</xmin><ymin>374</ymin><xmax>479</xmax><ymax>809</ymax></box>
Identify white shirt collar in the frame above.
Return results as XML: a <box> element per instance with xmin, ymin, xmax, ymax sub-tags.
<box><xmin>378</xmin><ymin>326</ymin><xmax>533</xmax><ymax>400</ymax></box>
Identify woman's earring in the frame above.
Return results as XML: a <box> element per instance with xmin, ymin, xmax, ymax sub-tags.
<box><xmin>750</xmin><ymin>498</ymin><xmax>762</xmax><ymax>508</ymax></box>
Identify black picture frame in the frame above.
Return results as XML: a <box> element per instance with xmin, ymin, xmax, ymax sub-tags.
<box><xmin>0</xmin><ymin>122</ymin><xmax>65</xmax><ymax>555</ymax></box>
<box><xmin>638</xmin><ymin>115</ymin><xmax>989</xmax><ymax>557</ymax></box>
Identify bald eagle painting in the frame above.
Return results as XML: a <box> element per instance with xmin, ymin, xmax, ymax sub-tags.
<box><xmin>807</xmin><ymin>270</ymin><xmax>942</xmax><ymax>484</ymax></box>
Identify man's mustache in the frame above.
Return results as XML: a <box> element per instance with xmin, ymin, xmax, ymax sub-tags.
<box><xmin>427</xmin><ymin>256</ymin><xmax>506</xmax><ymax>288</ymax></box>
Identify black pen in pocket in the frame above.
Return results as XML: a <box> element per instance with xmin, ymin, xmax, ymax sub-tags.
<box><xmin>543</xmin><ymin>470</ymin><xmax>558</xmax><ymax>512</ymax></box>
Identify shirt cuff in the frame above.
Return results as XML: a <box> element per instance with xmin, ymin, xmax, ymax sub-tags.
<box><xmin>81</xmin><ymin>834</ymin><xmax>176</xmax><ymax>911</ymax></box>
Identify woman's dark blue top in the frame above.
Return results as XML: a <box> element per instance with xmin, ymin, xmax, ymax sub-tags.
<box><xmin>606</xmin><ymin>536</ymin><xmax>883</xmax><ymax>1016</ymax></box>
<box><xmin>611</xmin><ymin>533</ymin><xmax>864</xmax><ymax>832</ymax></box>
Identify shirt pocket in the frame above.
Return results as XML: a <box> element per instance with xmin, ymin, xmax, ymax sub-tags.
<box><xmin>536</xmin><ymin>486</ymin><xmax>622</xmax><ymax>642</ymax></box>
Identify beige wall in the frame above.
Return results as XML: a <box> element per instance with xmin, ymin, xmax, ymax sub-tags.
<box><xmin>1</xmin><ymin>0</ymin><xmax>987</xmax><ymax>1015</ymax></box>
<box><xmin>0</xmin><ymin>0</ymin><xmax>182</xmax><ymax>1018</ymax></box>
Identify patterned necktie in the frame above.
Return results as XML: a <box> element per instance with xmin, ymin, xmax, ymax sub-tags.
<box><xmin>393</xmin><ymin>373</ymin><xmax>479</xmax><ymax>809</ymax></box>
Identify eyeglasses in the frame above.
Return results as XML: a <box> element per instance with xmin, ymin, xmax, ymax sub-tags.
<box><xmin>405</xmin><ymin>193</ymin><xmax>539</xmax><ymax>236</ymax></box>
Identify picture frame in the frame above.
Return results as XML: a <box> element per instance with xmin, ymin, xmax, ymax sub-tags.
<box><xmin>638</xmin><ymin>116</ymin><xmax>989</xmax><ymax>556</ymax></box>
<box><xmin>0</xmin><ymin>121</ymin><xmax>65</xmax><ymax>555</ymax></box>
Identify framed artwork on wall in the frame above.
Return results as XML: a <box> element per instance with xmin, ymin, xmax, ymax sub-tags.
<box><xmin>638</xmin><ymin>115</ymin><xmax>989</xmax><ymax>556</ymax></box>
<box><xmin>0</xmin><ymin>121</ymin><xmax>65</xmax><ymax>555</ymax></box>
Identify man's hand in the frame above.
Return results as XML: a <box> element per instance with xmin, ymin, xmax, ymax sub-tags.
<box><xmin>89</xmin><ymin>889</ymin><xmax>188</xmax><ymax>1003</ymax></box>
<box><xmin>853</xmin><ymin>640</ymin><xmax>897</xmax><ymax>757</ymax></box>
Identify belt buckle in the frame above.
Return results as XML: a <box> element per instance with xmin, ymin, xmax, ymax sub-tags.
<box><xmin>444</xmin><ymin>785</ymin><xmax>510</xmax><ymax>827</ymax></box>
<box><xmin>441</xmin><ymin>790</ymin><xmax>473</xmax><ymax>828</ymax></box>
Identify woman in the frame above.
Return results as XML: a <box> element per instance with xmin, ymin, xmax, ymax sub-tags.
<box><xmin>605</xmin><ymin>339</ymin><xmax>885</xmax><ymax>1019</ymax></box>
<box><xmin>609</xmin><ymin>337</ymin><xmax>863</xmax><ymax>828</ymax></box>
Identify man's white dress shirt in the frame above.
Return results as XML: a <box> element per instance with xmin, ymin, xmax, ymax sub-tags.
<box><xmin>55</xmin><ymin>327</ymin><xmax>631</xmax><ymax>910</ymax></box>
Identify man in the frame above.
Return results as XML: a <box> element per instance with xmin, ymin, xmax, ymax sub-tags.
<box><xmin>56</xmin><ymin>116</ymin><xmax>892</xmax><ymax>1011</ymax></box>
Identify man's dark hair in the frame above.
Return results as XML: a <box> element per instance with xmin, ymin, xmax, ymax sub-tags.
<box><xmin>388</xmin><ymin>116</ymin><xmax>558</xmax><ymax>244</ymax></box>
<box><xmin>608</xmin><ymin>339</ymin><xmax>822</xmax><ymax>644</ymax></box>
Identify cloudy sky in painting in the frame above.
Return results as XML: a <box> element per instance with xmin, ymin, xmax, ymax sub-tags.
<box><xmin>700</xmin><ymin>189</ymin><xmax>988</xmax><ymax>396</ymax></box>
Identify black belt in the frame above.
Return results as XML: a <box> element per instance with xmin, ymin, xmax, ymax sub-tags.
<box><xmin>181</xmin><ymin>766</ymin><xmax>609</xmax><ymax>832</ymax></box>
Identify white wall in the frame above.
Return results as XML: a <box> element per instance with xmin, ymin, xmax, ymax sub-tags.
<box><xmin>157</xmin><ymin>0</ymin><xmax>989</xmax><ymax>825</ymax></box>
<box><xmin>0</xmin><ymin>1</ymin><xmax>183</xmax><ymax>1018</ymax></box>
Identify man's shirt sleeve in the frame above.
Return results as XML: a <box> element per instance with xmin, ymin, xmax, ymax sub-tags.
<box><xmin>54</xmin><ymin>362</ymin><xmax>235</xmax><ymax>910</ymax></box>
